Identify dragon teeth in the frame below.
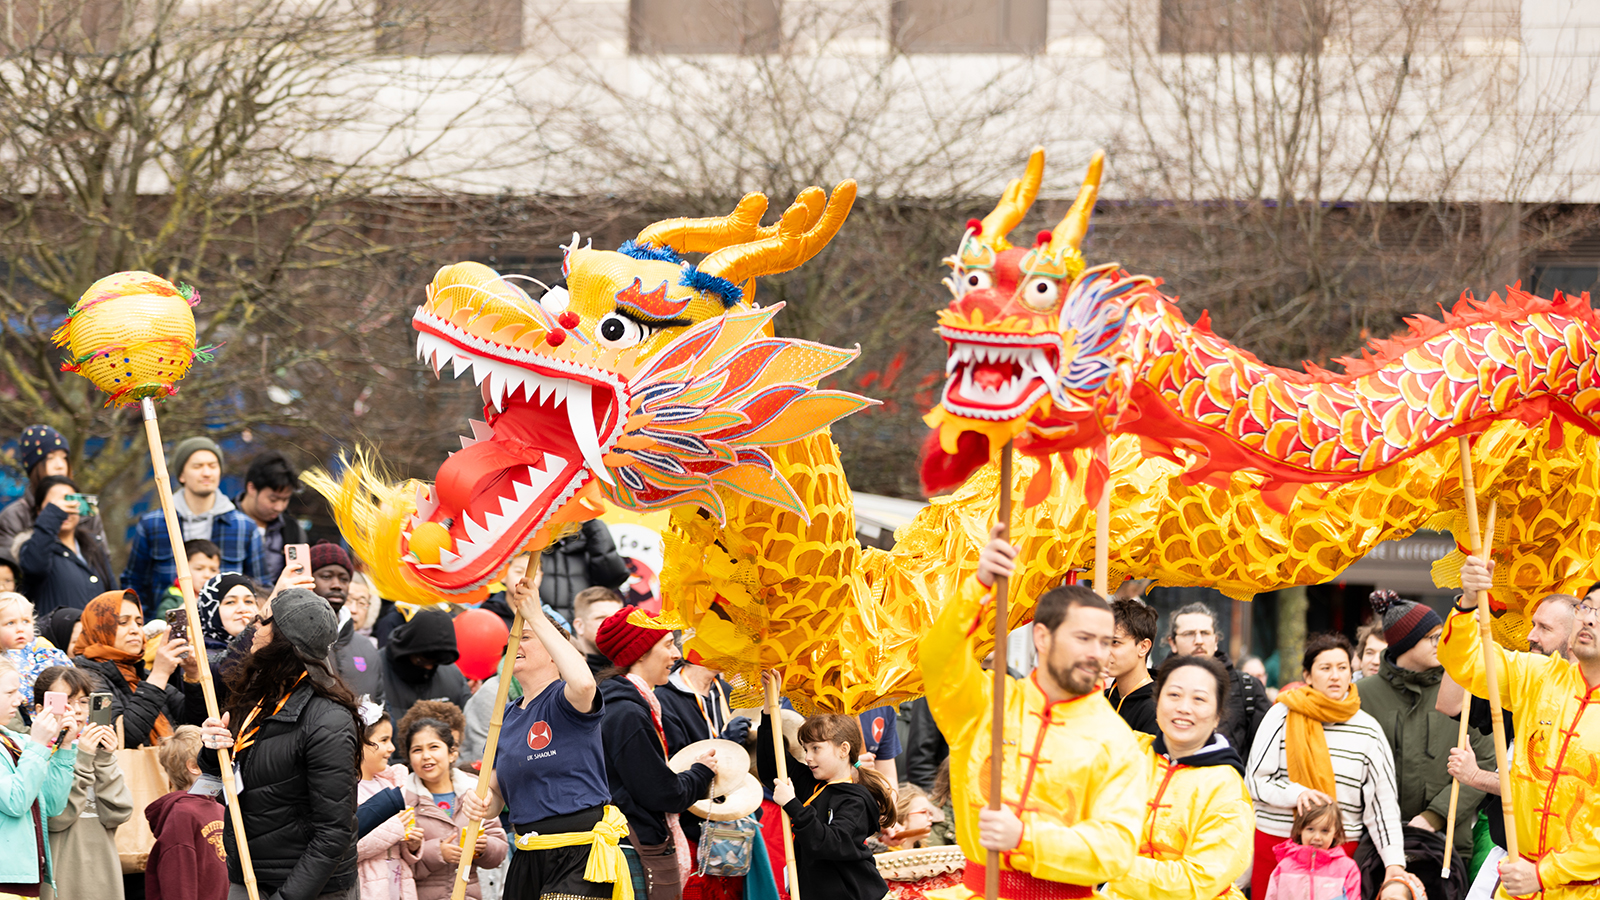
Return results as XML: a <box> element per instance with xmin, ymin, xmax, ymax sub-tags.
<box><xmin>566</xmin><ymin>383</ymin><xmax>612</xmax><ymax>485</ymax></box>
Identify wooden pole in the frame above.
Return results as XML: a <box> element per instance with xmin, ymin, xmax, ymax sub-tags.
<box><xmin>1094</xmin><ymin>439</ymin><xmax>1110</xmax><ymax>599</ymax></box>
<box><xmin>1441</xmin><ymin>444</ymin><xmax>1491</xmax><ymax>879</ymax></box>
<box><xmin>1453</xmin><ymin>439</ymin><xmax>1519</xmax><ymax>861</ymax></box>
<box><xmin>985</xmin><ymin>441</ymin><xmax>1014</xmax><ymax>900</ymax></box>
<box><xmin>765</xmin><ymin>671</ymin><xmax>800</xmax><ymax>900</ymax></box>
<box><xmin>140</xmin><ymin>399</ymin><xmax>259</xmax><ymax>900</ymax></box>
<box><xmin>450</xmin><ymin>558</ymin><xmax>535</xmax><ymax>900</ymax></box>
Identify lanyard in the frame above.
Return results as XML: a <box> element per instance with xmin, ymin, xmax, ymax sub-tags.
<box><xmin>234</xmin><ymin>673</ymin><xmax>305</xmax><ymax>755</ymax></box>
<box><xmin>803</xmin><ymin>780</ymin><xmax>852</xmax><ymax>807</ymax></box>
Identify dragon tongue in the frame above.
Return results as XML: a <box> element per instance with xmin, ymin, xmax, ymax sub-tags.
<box><xmin>565</xmin><ymin>382</ymin><xmax>613</xmax><ymax>485</ymax></box>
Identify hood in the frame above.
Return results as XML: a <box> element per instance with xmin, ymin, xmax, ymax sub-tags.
<box><xmin>1272</xmin><ymin>838</ymin><xmax>1351</xmax><ymax>868</ymax></box>
<box><xmin>1378</xmin><ymin>655</ymin><xmax>1442</xmax><ymax>692</ymax></box>
<box><xmin>1154</xmin><ymin>732</ymin><xmax>1246</xmax><ymax>778</ymax></box>
<box><xmin>174</xmin><ymin>490</ymin><xmax>236</xmax><ymax>521</ymax></box>
<box><xmin>384</xmin><ymin>608</ymin><xmax>460</xmax><ymax>685</ymax></box>
<box><xmin>145</xmin><ymin>789</ymin><xmax>208</xmax><ymax>833</ymax></box>
<box><xmin>406</xmin><ymin>766</ymin><xmax>478</xmax><ymax>808</ymax></box>
<box><xmin>599</xmin><ymin>674</ymin><xmax>652</xmax><ymax>712</ymax></box>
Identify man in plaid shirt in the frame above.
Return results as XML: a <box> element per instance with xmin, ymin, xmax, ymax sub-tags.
<box><xmin>123</xmin><ymin>436</ymin><xmax>266</xmax><ymax>616</ymax></box>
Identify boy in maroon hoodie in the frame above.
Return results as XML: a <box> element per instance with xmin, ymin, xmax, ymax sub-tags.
<box><xmin>145</xmin><ymin>725</ymin><xmax>228</xmax><ymax>900</ymax></box>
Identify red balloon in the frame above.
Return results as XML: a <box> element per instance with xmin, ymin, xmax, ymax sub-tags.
<box><xmin>453</xmin><ymin>608</ymin><xmax>510</xmax><ymax>680</ymax></box>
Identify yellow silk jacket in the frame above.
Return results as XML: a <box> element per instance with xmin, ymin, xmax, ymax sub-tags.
<box><xmin>1439</xmin><ymin>607</ymin><xmax>1600</xmax><ymax>899</ymax></box>
<box><xmin>1104</xmin><ymin>734</ymin><xmax>1254</xmax><ymax>900</ymax></box>
<box><xmin>921</xmin><ymin>577</ymin><xmax>1146</xmax><ymax>892</ymax></box>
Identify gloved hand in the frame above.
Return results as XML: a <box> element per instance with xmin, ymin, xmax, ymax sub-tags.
<box><xmin>721</xmin><ymin>716</ymin><xmax>752</xmax><ymax>744</ymax></box>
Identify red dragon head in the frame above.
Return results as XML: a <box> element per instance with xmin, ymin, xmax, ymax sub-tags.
<box><xmin>922</xmin><ymin>148</ymin><xmax>1154</xmax><ymax>501</ymax></box>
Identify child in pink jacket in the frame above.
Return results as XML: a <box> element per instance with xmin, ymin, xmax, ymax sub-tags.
<box><xmin>357</xmin><ymin>711</ymin><xmax>420</xmax><ymax>900</ymax></box>
<box><xmin>1265</xmin><ymin>800</ymin><xmax>1363</xmax><ymax>900</ymax></box>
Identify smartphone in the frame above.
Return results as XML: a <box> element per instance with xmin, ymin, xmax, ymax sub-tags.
<box><xmin>42</xmin><ymin>690</ymin><xmax>67</xmax><ymax>718</ymax></box>
<box><xmin>285</xmin><ymin>543</ymin><xmax>312</xmax><ymax>575</ymax></box>
<box><xmin>62</xmin><ymin>493</ymin><xmax>98</xmax><ymax>517</ymax></box>
<box><xmin>88</xmin><ymin>692</ymin><xmax>114</xmax><ymax>728</ymax></box>
<box><xmin>165</xmin><ymin>608</ymin><xmax>189</xmax><ymax>646</ymax></box>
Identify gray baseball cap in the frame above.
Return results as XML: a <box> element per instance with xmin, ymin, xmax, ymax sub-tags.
<box><xmin>270</xmin><ymin>588</ymin><xmax>338</xmax><ymax>671</ymax></box>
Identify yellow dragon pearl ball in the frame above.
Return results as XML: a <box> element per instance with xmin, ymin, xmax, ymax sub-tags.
<box><xmin>60</xmin><ymin>272</ymin><xmax>196</xmax><ymax>403</ymax></box>
<box><xmin>409</xmin><ymin>521</ymin><xmax>453</xmax><ymax>566</ymax></box>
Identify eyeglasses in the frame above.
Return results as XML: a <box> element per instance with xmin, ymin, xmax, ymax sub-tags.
<box><xmin>1578</xmin><ymin>602</ymin><xmax>1600</xmax><ymax>620</ymax></box>
<box><xmin>1175</xmin><ymin>630</ymin><xmax>1215</xmax><ymax>641</ymax></box>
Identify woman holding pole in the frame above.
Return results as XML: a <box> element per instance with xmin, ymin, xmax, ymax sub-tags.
<box><xmin>458</xmin><ymin>576</ymin><xmax>629</xmax><ymax>900</ymax></box>
<box><xmin>196</xmin><ymin>588</ymin><xmax>361</xmax><ymax>900</ymax></box>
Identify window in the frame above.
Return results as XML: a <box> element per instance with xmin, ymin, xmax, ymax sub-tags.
<box><xmin>892</xmin><ymin>0</ymin><xmax>1047</xmax><ymax>53</ymax></box>
<box><xmin>1531</xmin><ymin>264</ymin><xmax>1600</xmax><ymax>299</ymax></box>
<box><xmin>1158</xmin><ymin>0</ymin><xmax>1326</xmax><ymax>54</ymax></box>
<box><xmin>629</xmin><ymin>0</ymin><xmax>780</xmax><ymax>55</ymax></box>
<box><xmin>3</xmin><ymin>0</ymin><xmax>129</xmax><ymax>53</ymax></box>
<box><xmin>375</xmin><ymin>0</ymin><xmax>522</xmax><ymax>55</ymax></box>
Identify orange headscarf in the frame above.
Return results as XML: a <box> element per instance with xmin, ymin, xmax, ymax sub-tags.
<box><xmin>1276</xmin><ymin>682</ymin><xmax>1362</xmax><ymax>798</ymax></box>
<box><xmin>79</xmin><ymin>589</ymin><xmax>172</xmax><ymax>745</ymax></box>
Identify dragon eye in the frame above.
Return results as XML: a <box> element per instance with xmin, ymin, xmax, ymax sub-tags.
<box><xmin>1020</xmin><ymin>277</ymin><xmax>1060</xmax><ymax>311</ymax></box>
<box><xmin>597</xmin><ymin>313</ymin><xmax>654</xmax><ymax>349</ymax></box>
<box><xmin>539</xmin><ymin>285</ymin><xmax>570</xmax><ymax>314</ymax></box>
<box><xmin>958</xmin><ymin>270</ymin><xmax>992</xmax><ymax>296</ymax></box>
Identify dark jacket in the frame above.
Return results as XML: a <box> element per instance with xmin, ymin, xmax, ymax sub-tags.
<box><xmin>145</xmin><ymin>789</ymin><xmax>229</xmax><ymax>900</ymax></box>
<box><xmin>656</xmin><ymin>677</ymin><xmax>731</xmax><ymax>757</ymax></box>
<box><xmin>332</xmin><ymin>618</ymin><xmax>384</xmax><ymax>704</ymax></box>
<box><xmin>234</xmin><ymin>495</ymin><xmax>303</xmax><ymax>585</ymax></box>
<box><xmin>18</xmin><ymin>503</ymin><xmax>116</xmax><ymax>615</ymax></box>
<box><xmin>901</xmin><ymin>698</ymin><xmax>948</xmax><ymax>791</ymax></box>
<box><xmin>74</xmin><ymin>655</ymin><xmax>206</xmax><ymax>748</ymax></box>
<box><xmin>597</xmin><ymin>676</ymin><xmax>715</xmax><ymax>846</ymax></box>
<box><xmin>539</xmin><ymin>520</ymin><xmax>629</xmax><ymax>620</ymax></box>
<box><xmin>380</xmin><ymin>612</ymin><xmax>470</xmax><ymax>727</ymax></box>
<box><xmin>0</xmin><ymin>496</ymin><xmax>109</xmax><ymax>562</ymax></box>
<box><xmin>781</xmin><ymin>782</ymin><xmax>888</xmax><ymax>900</ymax></box>
<box><xmin>1105</xmin><ymin>679</ymin><xmax>1160</xmax><ymax>737</ymax></box>
<box><xmin>200</xmin><ymin>683</ymin><xmax>360</xmax><ymax>900</ymax></box>
<box><xmin>1215</xmin><ymin>648</ymin><xmax>1269</xmax><ymax>760</ymax></box>
<box><xmin>1358</xmin><ymin>656</ymin><xmax>1494</xmax><ymax>865</ymax></box>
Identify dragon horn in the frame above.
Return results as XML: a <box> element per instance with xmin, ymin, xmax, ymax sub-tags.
<box><xmin>757</xmin><ymin>185</ymin><xmax>826</xmax><ymax>239</ymax></box>
<box><xmin>1049</xmin><ymin>150</ymin><xmax>1105</xmax><ymax>256</ymax></box>
<box><xmin>635</xmin><ymin>192</ymin><xmax>770</xmax><ymax>254</ymax></box>
<box><xmin>980</xmin><ymin>146</ymin><xmax>1045</xmax><ymax>249</ymax></box>
<box><xmin>697</xmin><ymin>181</ymin><xmax>856</xmax><ymax>285</ymax></box>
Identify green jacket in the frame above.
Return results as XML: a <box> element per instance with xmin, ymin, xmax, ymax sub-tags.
<box><xmin>1358</xmin><ymin>655</ymin><xmax>1494</xmax><ymax>861</ymax></box>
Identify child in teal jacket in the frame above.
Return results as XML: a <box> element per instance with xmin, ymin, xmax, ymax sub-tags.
<box><xmin>0</xmin><ymin>654</ymin><xmax>76</xmax><ymax>893</ymax></box>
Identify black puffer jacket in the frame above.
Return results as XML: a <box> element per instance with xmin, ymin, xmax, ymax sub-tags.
<box><xmin>200</xmin><ymin>683</ymin><xmax>360</xmax><ymax>900</ymax></box>
<box><xmin>598</xmin><ymin>676</ymin><xmax>715</xmax><ymax>846</ymax></box>
<box><xmin>74</xmin><ymin>655</ymin><xmax>206</xmax><ymax>748</ymax></box>
<box><xmin>539</xmin><ymin>520</ymin><xmax>629</xmax><ymax>620</ymax></box>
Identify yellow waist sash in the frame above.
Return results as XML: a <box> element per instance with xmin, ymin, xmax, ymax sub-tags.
<box><xmin>512</xmin><ymin>804</ymin><xmax>634</xmax><ymax>900</ymax></box>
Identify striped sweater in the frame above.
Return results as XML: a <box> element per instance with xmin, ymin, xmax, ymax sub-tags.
<box><xmin>1245</xmin><ymin>702</ymin><xmax>1406</xmax><ymax>867</ymax></box>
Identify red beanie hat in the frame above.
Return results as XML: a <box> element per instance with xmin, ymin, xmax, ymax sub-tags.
<box><xmin>309</xmin><ymin>541</ymin><xmax>353</xmax><ymax>574</ymax></box>
<box><xmin>596</xmin><ymin>608</ymin><xmax>672</xmax><ymax>669</ymax></box>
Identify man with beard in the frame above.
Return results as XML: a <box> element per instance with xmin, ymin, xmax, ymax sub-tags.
<box><xmin>920</xmin><ymin>522</ymin><xmax>1145</xmax><ymax>898</ymax></box>
<box><xmin>1444</xmin><ymin>556</ymin><xmax>1600</xmax><ymax>899</ymax></box>
<box><xmin>1165</xmin><ymin>601</ymin><xmax>1270</xmax><ymax>761</ymax></box>
<box><xmin>307</xmin><ymin>542</ymin><xmax>384</xmax><ymax>703</ymax></box>
<box><xmin>381</xmin><ymin>607</ymin><xmax>472</xmax><ymax>727</ymax></box>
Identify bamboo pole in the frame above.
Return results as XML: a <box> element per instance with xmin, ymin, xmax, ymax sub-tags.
<box><xmin>141</xmin><ymin>399</ymin><xmax>259</xmax><ymax>900</ymax></box>
<box><xmin>1441</xmin><ymin>441</ymin><xmax>1492</xmax><ymax>878</ymax></box>
<box><xmin>450</xmin><ymin>558</ymin><xmax>536</xmax><ymax>900</ymax></box>
<box><xmin>765</xmin><ymin>671</ymin><xmax>800</xmax><ymax>900</ymax></box>
<box><xmin>1094</xmin><ymin>440</ymin><xmax>1110</xmax><ymax>598</ymax></box>
<box><xmin>1453</xmin><ymin>439</ymin><xmax>1519</xmax><ymax>862</ymax></box>
<box><xmin>985</xmin><ymin>441</ymin><xmax>1015</xmax><ymax>900</ymax></box>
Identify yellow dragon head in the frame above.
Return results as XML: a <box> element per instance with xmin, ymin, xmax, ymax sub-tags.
<box><xmin>315</xmin><ymin>183</ymin><xmax>874</xmax><ymax>603</ymax></box>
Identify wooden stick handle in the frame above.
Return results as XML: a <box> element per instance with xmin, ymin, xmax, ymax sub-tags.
<box><xmin>1472</xmin><ymin>503</ymin><xmax>1518</xmax><ymax>859</ymax></box>
<box><xmin>765</xmin><ymin>671</ymin><xmax>800</xmax><ymax>900</ymax></box>
<box><xmin>986</xmin><ymin>442</ymin><xmax>1014</xmax><ymax>900</ymax></box>
<box><xmin>1094</xmin><ymin>439</ymin><xmax>1110</xmax><ymax>598</ymax></box>
<box><xmin>450</xmin><ymin>559</ymin><xmax>536</xmax><ymax>900</ymax></box>
<box><xmin>1441</xmin><ymin>450</ymin><xmax>1487</xmax><ymax>878</ymax></box>
<box><xmin>141</xmin><ymin>400</ymin><xmax>259</xmax><ymax>900</ymax></box>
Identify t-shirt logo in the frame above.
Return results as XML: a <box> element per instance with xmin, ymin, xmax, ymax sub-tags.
<box><xmin>871</xmin><ymin>716</ymin><xmax>885</xmax><ymax>744</ymax></box>
<box><xmin>527</xmin><ymin>720</ymin><xmax>553</xmax><ymax>751</ymax></box>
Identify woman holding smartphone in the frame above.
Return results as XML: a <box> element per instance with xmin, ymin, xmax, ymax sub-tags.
<box><xmin>17</xmin><ymin>477</ymin><xmax>115</xmax><ymax>616</ymax></box>
<box><xmin>71</xmin><ymin>590</ymin><xmax>205</xmax><ymax>749</ymax></box>
<box><xmin>31</xmin><ymin>665</ymin><xmax>130</xmax><ymax>900</ymax></box>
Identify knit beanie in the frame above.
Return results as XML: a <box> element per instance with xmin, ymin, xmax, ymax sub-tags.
<box><xmin>596</xmin><ymin>608</ymin><xmax>672</xmax><ymax>669</ymax></box>
<box><xmin>309</xmin><ymin>542</ymin><xmax>353</xmax><ymax>575</ymax></box>
<box><xmin>1369</xmin><ymin>590</ymin><xmax>1443</xmax><ymax>660</ymax></box>
<box><xmin>172</xmin><ymin>436</ymin><xmax>223</xmax><ymax>476</ymax></box>
<box><xmin>17</xmin><ymin>425</ymin><xmax>66</xmax><ymax>475</ymax></box>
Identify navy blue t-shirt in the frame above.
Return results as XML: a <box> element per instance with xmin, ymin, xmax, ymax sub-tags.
<box><xmin>497</xmin><ymin>680</ymin><xmax>609</xmax><ymax>825</ymax></box>
<box><xmin>858</xmin><ymin>705</ymin><xmax>901</xmax><ymax>760</ymax></box>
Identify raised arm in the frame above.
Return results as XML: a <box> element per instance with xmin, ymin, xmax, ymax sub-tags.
<box><xmin>922</xmin><ymin>523</ymin><xmax>1013</xmax><ymax>744</ymax></box>
<box><xmin>512</xmin><ymin>574</ymin><xmax>595</xmax><ymax>712</ymax></box>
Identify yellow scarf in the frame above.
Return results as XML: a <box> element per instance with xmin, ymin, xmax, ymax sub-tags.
<box><xmin>513</xmin><ymin>805</ymin><xmax>632</xmax><ymax>900</ymax></box>
<box><xmin>1277</xmin><ymin>683</ymin><xmax>1362</xmax><ymax>797</ymax></box>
